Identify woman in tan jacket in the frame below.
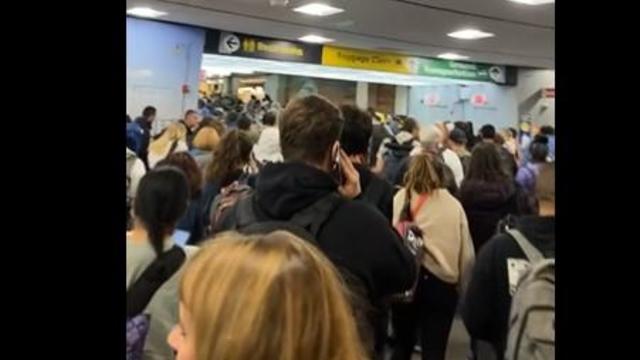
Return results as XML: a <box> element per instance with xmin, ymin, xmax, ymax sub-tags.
<box><xmin>391</xmin><ymin>153</ymin><xmax>475</xmax><ymax>360</ymax></box>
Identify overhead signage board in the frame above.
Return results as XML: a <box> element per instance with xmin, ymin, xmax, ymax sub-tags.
<box><xmin>207</xmin><ymin>31</ymin><xmax>322</xmax><ymax>64</ymax></box>
<box><xmin>203</xmin><ymin>29</ymin><xmax>517</xmax><ymax>85</ymax></box>
<box><xmin>321</xmin><ymin>46</ymin><xmax>415</xmax><ymax>74</ymax></box>
<box><xmin>416</xmin><ymin>58</ymin><xmax>515</xmax><ymax>85</ymax></box>
<box><xmin>322</xmin><ymin>45</ymin><xmax>516</xmax><ymax>85</ymax></box>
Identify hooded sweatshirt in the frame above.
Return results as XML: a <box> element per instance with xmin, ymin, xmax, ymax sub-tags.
<box><xmin>459</xmin><ymin>179</ymin><xmax>519</xmax><ymax>251</ymax></box>
<box><xmin>244</xmin><ymin>162</ymin><xmax>417</xmax><ymax>353</ymax></box>
<box><xmin>250</xmin><ymin>162</ymin><xmax>416</xmax><ymax>299</ymax></box>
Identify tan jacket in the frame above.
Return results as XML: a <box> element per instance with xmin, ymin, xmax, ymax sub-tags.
<box><xmin>393</xmin><ymin>188</ymin><xmax>475</xmax><ymax>286</ymax></box>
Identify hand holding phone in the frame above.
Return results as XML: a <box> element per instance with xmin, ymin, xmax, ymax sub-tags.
<box><xmin>336</xmin><ymin>148</ymin><xmax>361</xmax><ymax>199</ymax></box>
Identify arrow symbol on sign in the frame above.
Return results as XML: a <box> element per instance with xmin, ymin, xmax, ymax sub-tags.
<box><xmin>227</xmin><ymin>37</ymin><xmax>239</xmax><ymax>48</ymax></box>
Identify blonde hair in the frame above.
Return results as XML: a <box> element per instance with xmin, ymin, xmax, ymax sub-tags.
<box><xmin>180</xmin><ymin>231</ymin><xmax>367</xmax><ymax>360</ymax></box>
<box><xmin>149</xmin><ymin>122</ymin><xmax>187</xmax><ymax>155</ymax></box>
<box><xmin>192</xmin><ymin>127</ymin><xmax>220</xmax><ymax>151</ymax></box>
<box><xmin>403</xmin><ymin>153</ymin><xmax>442</xmax><ymax>194</ymax></box>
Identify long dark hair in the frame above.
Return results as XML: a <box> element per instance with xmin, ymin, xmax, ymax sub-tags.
<box><xmin>134</xmin><ymin>167</ymin><xmax>189</xmax><ymax>257</ymax></box>
<box><xmin>465</xmin><ymin>142</ymin><xmax>510</xmax><ymax>183</ymax></box>
<box><xmin>205</xmin><ymin>129</ymin><xmax>253</xmax><ymax>186</ymax></box>
<box><xmin>156</xmin><ymin>152</ymin><xmax>203</xmax><ymax>200</ymax></box>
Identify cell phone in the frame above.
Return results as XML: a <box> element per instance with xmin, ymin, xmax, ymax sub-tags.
<box><xmin>173</xmin><ymin>230</ymin><xmax>191</xmax><ymax>247</ymax></box>
<box><xmin>331</xmin><ymin>150</ymin><xmax>343</xmax><ymax>185</ymax></box>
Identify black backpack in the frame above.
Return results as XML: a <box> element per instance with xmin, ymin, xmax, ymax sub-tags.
<box><xmin>126</xmin><ymin>246</ymin><xmax>186</xmax><ymax>360</ymax></box>
<box><xmin>219</xmin><ymin>192</ymin><xmax>344</xmax><ymax>244</ymax></box>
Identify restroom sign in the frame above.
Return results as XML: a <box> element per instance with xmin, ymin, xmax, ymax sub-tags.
<box><xmin>471</xmin><ymin>93</ymin><xmax>488</xmax><ymax>106</ymax></box>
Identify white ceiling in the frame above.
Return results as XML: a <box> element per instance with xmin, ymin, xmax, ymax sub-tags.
<box><xmin>127</xmin><ymin>0</ymin><xmax>554</xmax><ymax>69</ymax></box>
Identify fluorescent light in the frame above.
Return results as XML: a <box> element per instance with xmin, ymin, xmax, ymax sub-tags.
<box><xmin>448</xmin><ymin>28</ymin><xmax>495</xmax><ymax>40</ymax></box>
<box><xmin>438</xmin><ymin>53</ymin><xmax>470</xmax><ymax>61</ymax></box>
<box><xmin>298</xmin><ymin>34</ymin><xmax>334</xmax><ymax>43</ymax></box>
<box><xmin>508</xmin><ymin>0</ymin><xmax>554</xmax><ymax>5</ymax></box>
<box><xmin>293</xmin><ymin>3</ymin><xmax>344</xmax><ymax>16</ymax></box>
<box><xmin>127</xmin><ymin>7</ymin><xmax>167</xmax><ymax>18</ymax></box>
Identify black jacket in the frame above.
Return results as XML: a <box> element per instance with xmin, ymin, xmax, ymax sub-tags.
<box><xmin>462</xmin><ymin>216</ymin><xmax>555</xmax><ymax>358</ymax></box>
<box><xmin>250</xmin><ymin>162</ymin><xmax>416</xmax><ymax>301</ymax></box>
<box><xmin>133</xmin><ymin>117</ymin><xmax>151</xmax><ymax>169</ymax></box>
<box><xmin>382</xmin><ymin>141</ymin><xmax>414</xmax><ymax>186</ymax></box>
<box><xmin>369</xmin><ymin>124</ymin><xmax>393</xmax><ymax>166</ymax></box>
<box><xmin>355</xmin><ymin>164</ymin><xmax>394</xmax><ymax>223</ymax></box>
<box><xmin>219</xmin><ymin>162</ymin><xmax>417</xmax><ymax>354</ymax></box>
<box><xmin>459</xmin><ymin>179</ymin><xmax>519</xmax><ymax>252</ymax></box>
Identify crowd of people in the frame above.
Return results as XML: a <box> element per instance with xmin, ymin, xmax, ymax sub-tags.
<box><xmin>126</xmin><ymin>93</ymin><xmax>555</xmax><ymax>360</ymax></box>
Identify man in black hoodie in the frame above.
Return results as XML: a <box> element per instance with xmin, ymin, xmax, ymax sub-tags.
<box><xmin>462</xmin><ymin>163</ymin><xmax>555</xmax><ymax>359</ymax></box>
<box><xmin>218</xmin><ymin>95</ymin><xmax>417</xmax><ymax>357</ymax></box>
<box><xmin>340</xmin><ymin>104</ymin><xmax>395</xmax><ymax>223</ymax></box>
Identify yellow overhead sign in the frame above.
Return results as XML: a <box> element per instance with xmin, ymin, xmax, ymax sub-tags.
<box><xmin>322</xmin><ymin>46</ymin><xmax>415</xmax><ymax>74</ymax></box>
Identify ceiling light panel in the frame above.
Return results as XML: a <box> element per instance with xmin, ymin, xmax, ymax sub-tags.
<box><xmin>298</xmin><ymin>34</ymin><xmax>334</xmax><ymax>43</ymax></box>
<box><xmin>507</xmin><ymin>0</ymin><xmax>554</xmax><ymax>5</ymax></box>
<box><xmin>293</xmin><ymin>3</ymin><xmax>345</xmax><ymax>17</ymax></box>
<box><xmin>437</xmin><ymin>53</ymin><xmax>469</xmax><ymax>60</ymax></box>
<box><xmin>126</xmin><ymin>7</ymin><xmax>167</xmax><ymax>18</ymax></box>
<box><xmin>447</xmin><ymin>29</ymin><xmax>495</xmax><ymax>40</ymax></box>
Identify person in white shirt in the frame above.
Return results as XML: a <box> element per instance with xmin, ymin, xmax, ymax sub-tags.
<box><xmin>252</xmin><ymin>110</ymin><xmax>283</xmax><ymax>165</ymax></box>
<box><xmin>413</xmin><ymin>124</ymin><xmax>465</xmax><ymax>188</ymax></box>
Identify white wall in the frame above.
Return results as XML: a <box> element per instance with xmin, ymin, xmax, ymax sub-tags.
<box><xmin>126</xmin><ymin>18</ymin><xmax>205</xmax><ymax>133</ymax></box>
<box><xmin>408</xmin><ymin>83</ymin><xmax>519</xmax><ymax>130</ymax></box>
<box><xmin>515</xmin><ymin>69</ymin><xmax>555</xmax><ymax>126</ymax></box>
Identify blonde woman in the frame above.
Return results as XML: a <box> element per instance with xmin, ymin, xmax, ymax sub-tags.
<box><xmin>167</xmin><ymin>231</ymin><xmax>367</xmax><ymax>360</ymax></box>
<box><xmin>391</xmin><ymin>153</ymin><xmax>475</xmax><ymax>360</ymax></box>
<box><xmin>148</xmin><ymin>122</ymin><xmax>189</xmax><ymax>169</ymax></box>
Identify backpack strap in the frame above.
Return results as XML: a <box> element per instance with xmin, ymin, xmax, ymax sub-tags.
<box><xmin>506</xmin><ymin>229</ymin><xmax>544</xmax><ymax>263</ymax></box>
<box><xmin>168</xmin><ymin>140</ymin><xmax>179</xmax><ymax>156</ymax></box>
<box><xmin>126</xmin><ymin>246</ymin><xmax>186</xmax><ymax>318</ymax></box>
<box><xmin>233</xmin><ymin>193</ymin><xmax>260</xmax><ymax>230</ymax></box>
<box><xmin>289</xmin><ymin>193</ymin><xmax>344</xmax><ymax>238</ymax></box>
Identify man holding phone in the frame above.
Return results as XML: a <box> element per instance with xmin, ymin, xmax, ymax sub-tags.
<box><xmin>216</xmin><ymin>95</ymin><xmax>417</xmax><ymax>358</ymax></box>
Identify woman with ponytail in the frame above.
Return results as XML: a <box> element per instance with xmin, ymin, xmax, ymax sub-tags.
<box><xmin>127</xmin><ymin>167</ymin><xmax>198</xmax><ymax>360</ymax></box>
<box><xmin>391</xmin><ymin>153</ymin><xmax>475</xmax><ymax>360</ymax></box>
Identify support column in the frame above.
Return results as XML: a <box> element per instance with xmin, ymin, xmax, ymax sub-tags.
<box><xmin>394</xmin><ymin>86</ymin><xmax>409</xmax><ymax>115</ymax></box>
<box><xmin>356</xmin><ymin>81</ymin><xmax>369</xmax><ymax>109</ymax></box>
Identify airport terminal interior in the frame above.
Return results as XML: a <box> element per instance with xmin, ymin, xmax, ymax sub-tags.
<box><xmin>126</xmin><ymin>1</ymin><xmax>555</xmax><ymax>359</ymax></box>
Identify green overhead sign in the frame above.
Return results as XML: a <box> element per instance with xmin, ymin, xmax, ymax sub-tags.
<box><xmin>416</xmin><ymin>58</ymin><xmax>514</xmax><ymax>84</ymax></box>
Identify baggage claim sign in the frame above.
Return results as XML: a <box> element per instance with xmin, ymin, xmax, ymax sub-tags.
<box><xmin>204</xmin><ymin>30</ymin><xmax>516</xmax><ymax>85</ymax></box>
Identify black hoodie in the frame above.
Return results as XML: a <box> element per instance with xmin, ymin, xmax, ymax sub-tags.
<box><xmin>355</xmin><ymin>164</ymin><xmax>394</xmax><ymax>223</ymax></box>
<box><xmin>254</xmin><ymin>162</ymin><xmax>416</xmax><ymax>300</ymax></box>
<box><xmin>462</xmin><ymin>216</ymin><xmax>555</xmax><ymax>358</ymax></box>
<box><xmin>249</xmin><ymin>162</ymin><xmax>417</xmax><ymax>354</ymax></box>
<box><xmin>459</xmin><ymin>179</ymin><xmax>519</xmax><ymax>251</ymax></box>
